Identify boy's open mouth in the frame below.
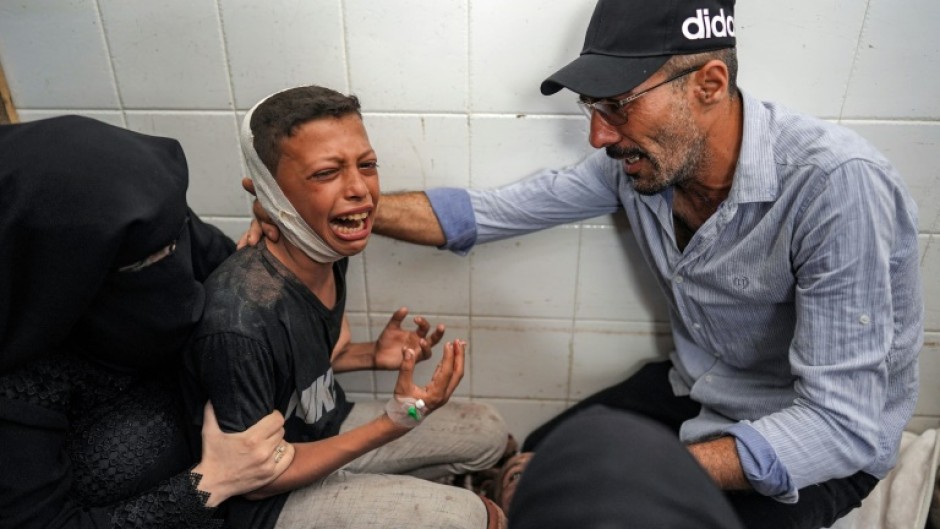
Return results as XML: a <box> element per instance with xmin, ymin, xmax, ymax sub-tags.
<box><xmin>330</xmin><ymin>211</ymin><xmax>369</xmax><ymax>234</ymax></box>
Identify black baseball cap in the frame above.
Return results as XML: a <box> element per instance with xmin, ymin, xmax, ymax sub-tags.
<box><xmin>541</xmin><ymin>0</ymin><xmax>736</xmax><ymax>99</ymax></box>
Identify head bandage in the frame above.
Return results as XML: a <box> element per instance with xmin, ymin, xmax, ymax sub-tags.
<box><xmin>240</xmin><ymin>91</ymin><xmax>344</xmax><ymax>264</ymax></box>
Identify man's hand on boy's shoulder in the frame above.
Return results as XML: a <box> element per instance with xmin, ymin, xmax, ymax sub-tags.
<box><xmin>237</xmin><ymin>177</ymin><xmax>280</xmax><ymax>249</ymax></box>
<box><xmin>373</xmin><ymin>307</ymin><xmax>445</xmax><ymax>370</ymax></box>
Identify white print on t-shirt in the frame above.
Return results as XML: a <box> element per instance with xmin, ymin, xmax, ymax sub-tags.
<box><xmin>286</xmin><ymin>368</ymin><xmax>337</xmax><ymax>425</ymax></box>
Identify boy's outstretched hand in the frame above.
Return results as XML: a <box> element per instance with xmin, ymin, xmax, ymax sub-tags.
<box><xmin>373</xmin><ymin>307</ymin><xmax>445</xmax><ymax>370</ymax></box>
<box><xmin>393</xmin><ymin>340</ymin><xmax>465</xmax><ymax>415</ymax></box>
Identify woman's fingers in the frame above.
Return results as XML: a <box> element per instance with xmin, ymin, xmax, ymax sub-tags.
<box><xmin>252</xmin><ymin>408</ymin><xmax>287</xmax><ymax>444</ymax></box>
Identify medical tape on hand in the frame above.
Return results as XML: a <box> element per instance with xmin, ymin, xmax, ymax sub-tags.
<box><xmin>385</xmin><ymin>396</ymin><xmax>428</xmax><ymax>429</ymax></box>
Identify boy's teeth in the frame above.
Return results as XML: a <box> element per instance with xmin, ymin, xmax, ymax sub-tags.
<box><xmin>336</xmin><ymin>212</ymin><xmax>368</xmax><ymax>221</ymax></box>
<box><xmin>332</xmin><ymin>211</ymin><xmax>369</xmax><ymax>233</ymax></box>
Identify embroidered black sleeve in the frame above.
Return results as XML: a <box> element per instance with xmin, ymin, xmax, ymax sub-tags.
<box><xmin>0</xmin><ymin>356</ymin><xmax>224</xmax><ymax>529</ymax></box>
<box><xmin>109</xmin><ymin>471</ymin><xmax>222</xmax><ymax>529</ymax></box>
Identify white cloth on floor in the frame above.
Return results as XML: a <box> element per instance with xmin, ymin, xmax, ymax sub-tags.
<box><xmin>831</xmin><ymin>428</ymin><xmax>939</xmax><ymax>529</ymax></box>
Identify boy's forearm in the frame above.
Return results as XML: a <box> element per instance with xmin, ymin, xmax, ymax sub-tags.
<box><xmin>374</xmin><ymin>192</ymin><xmax>446</xmax><ymax>246</ymax></box>
<box><xmin>330</xmin><ymin>341</ymin><xmax>377</xmax><ymax>373</ymax></box>
<box><xmin>246</xmin><ymin>414</ymin><xmax>408</xmax><ymax>498</ymax></box>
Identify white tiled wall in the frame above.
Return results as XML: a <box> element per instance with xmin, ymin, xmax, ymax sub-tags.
<box><xmin>218</xmin><ymin>0</ymin><xmax>347</xmax><ymax>109</ymax></box>
<box><xmin>1</xmin><ymin>0</ymin><xmax>937</xmax><ymax>440</ymax></box>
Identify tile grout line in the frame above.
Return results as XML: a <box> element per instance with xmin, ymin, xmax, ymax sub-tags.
<box><xmin>837</xmin><ymin>0</ymin><xmax>874</xmax><ymax>123</ymax></box>
<box><xmin>92</xmin><ymin>0</ymin><xmax>126</xmax><ymax>128</ymax></box>
<box><xmin>213</xmin><ymin>0</ymin><xmax>238</xmax><ymax>113</ymax></box>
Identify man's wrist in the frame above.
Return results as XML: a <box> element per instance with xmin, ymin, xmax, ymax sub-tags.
<box><xmin>686</xmin><ymin>436</ymin><xmax>750</xmax><ymax>490</ymax></box>
<box><xmin>726</xmin><ymin>423</ymin><xmax>797</xmax><ymax>502</ymax></box>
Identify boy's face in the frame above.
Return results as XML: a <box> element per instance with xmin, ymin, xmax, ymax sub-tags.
<box><xmin>274</xmin><ymin>114</ymin><xmax>379</xmax><ymax>257</ymax></box>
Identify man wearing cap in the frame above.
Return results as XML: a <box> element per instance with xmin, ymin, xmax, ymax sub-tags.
<box><xmin>243</xmin><ymin>0</ymin><xmax>922</xmax><ymax>527</ymax></box>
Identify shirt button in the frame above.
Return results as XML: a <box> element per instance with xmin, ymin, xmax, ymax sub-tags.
<box><xmin>693</xmin><ymin>322</ymin><xmax>701</xmax><ymax>330</ymax></box>
<box><xmin>705</xmin><ymin>375</ymin><xmax>713</xmax><ymax>383</ymax></box>
<box><xmin>675</xmin><ymin>275</ymin><xmax>684</xmax><ymax>284</ymax></box>
<box><xmin>859</xmin><ymin>314</ymin><xmax>871</xmax><ymax>325</ymax></box>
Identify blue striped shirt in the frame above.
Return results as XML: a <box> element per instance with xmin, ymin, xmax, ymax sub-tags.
<box><xmin>425</xmin><ymin>92</ymin><xmax>923</xmax><ymax>502</ymax></box>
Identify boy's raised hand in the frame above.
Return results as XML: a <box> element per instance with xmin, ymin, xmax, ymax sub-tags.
<box><xmin>373</xmin><ymin>307</ymin><xmax>445</xmax><ymax>370</ymax></box>
<box><xmin>392</xmin><ymin>340</ymin><xmax>465</xmax><ymax>415</ymax></box>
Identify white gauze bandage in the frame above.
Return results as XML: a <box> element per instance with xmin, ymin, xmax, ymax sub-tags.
<box><xmin>385</xmin><ymin>396</ymin><xmax>428</xmax><ymax>429</ymax></box>
<box><xmin>240</xmin><ymin>91</ymin><xmax>344</xmax><ymax>264</ymax></box>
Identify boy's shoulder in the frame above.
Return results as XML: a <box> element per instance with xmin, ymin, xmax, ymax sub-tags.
<box><xmin>197</xmin><ymin>246</ymin><xmax>289</xmax><ymax>335</ymax></box>
<box><xmin>207</xmin><ymin>246</ymin><xmax>349</xmax><ymax>295</ymax></box>
<box><xmin>198</xmin><ymin>248</ymin><xmax>350</xmax><ymax>337</ymax></box>
<box><xmin>208</xmin><ymin>246</ymin><xmax>283</xmax><ymax>293</ymax></box>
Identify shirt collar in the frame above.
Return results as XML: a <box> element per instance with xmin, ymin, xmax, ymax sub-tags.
<box><xmin>729</xmin><ymin>90</ymin><xmax>780</xmax><ymax>204</ymax></box>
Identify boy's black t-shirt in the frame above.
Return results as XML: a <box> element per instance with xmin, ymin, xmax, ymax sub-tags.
<box><xmin>182</xmin><ymin>243</ymin><xmax>353</xmax><ymax>529</ymax></box>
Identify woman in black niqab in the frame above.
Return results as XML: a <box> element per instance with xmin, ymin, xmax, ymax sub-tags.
<box><xmin>0</xmin><ymin>116</ymin><xmax>287</xmax><ymax>529</ymax></box>
<box><xmin>0</xmin><ymin>115</ymin><xmax>225</xmax><ymax>373</ymax></box>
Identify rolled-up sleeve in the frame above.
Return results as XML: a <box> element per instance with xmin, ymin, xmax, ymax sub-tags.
<box><xmin>425</xmin><ymin>187</ymin><xmax>478</xmax><ymax>255</ymax></box>
<box><xmin>728</xmin><ymin>422</ymin><xmax>797</xmax><ymax>502</ymax></box>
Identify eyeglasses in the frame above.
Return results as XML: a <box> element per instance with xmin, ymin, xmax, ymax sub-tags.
<box><xmin>576</xmin><ymin>65</ymin><xmax>705</xmax><ymax>126</ymax></box>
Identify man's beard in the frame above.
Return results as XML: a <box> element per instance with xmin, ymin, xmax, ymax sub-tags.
<box><xmin>605</xmin><ymin>109</ymin><xmax>708</xmax><ymax>196</ymax></box>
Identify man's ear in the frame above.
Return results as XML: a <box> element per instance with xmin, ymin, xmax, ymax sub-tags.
<box><xmin>694</xmin><ymin>59</ymin><xmax>730</xmax><ymax>105</ymax></box>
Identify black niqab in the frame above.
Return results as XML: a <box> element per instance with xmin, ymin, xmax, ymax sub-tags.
<box><xmin>0</xmin><ymin>116</ymin><xmax>209</xmax><ymax>372</ymax></box>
